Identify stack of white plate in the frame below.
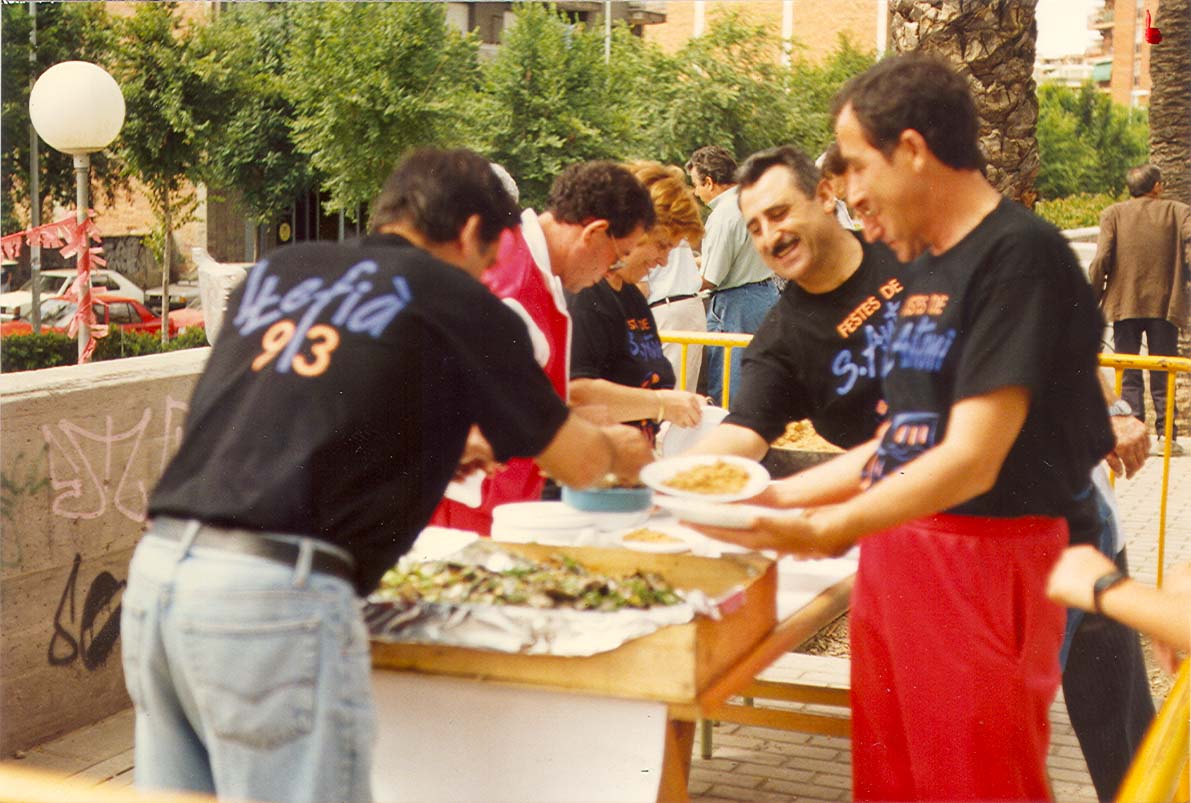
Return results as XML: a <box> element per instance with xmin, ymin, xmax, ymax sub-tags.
<box><xmin>491</xmin><ymin>501</ymin><xmax>597</xmax><ymax>546</ymax></box>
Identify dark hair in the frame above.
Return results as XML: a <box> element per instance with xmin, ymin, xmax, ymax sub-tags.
<box><xmin>546</xmin><ymin>161</ymin><xmax>656</xmax><ymax>238</ymax></box>
<box><xmin>370</xmin><ymin>148</ymin><xmax>519</xmax><ymax>244</ymax></box>
<box><xmin>820</xmin><ymin>141</ymin><xmax>847</xmax><ymax>180</ymax></box>
<box><xmin>1126</xmin><ymin>164</ymin><xmax>1160</xmax><ymax>197</ymax></box>
<box><xmin>831</xmin><ymin>53</ymin><xmax>984</xmax><ymax>172</ymax></box>
<box><xmin>735</xmin><ymin>146</ymin><xmax>821</xmax><ymax>200</ymax></box>
<box><xmin>685</xmin><ymin>145</ymin><xmax>738</xmax><ymax>185</ymax></box>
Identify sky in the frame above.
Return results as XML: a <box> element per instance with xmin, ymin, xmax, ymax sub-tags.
<box><xmin>1035</xmin><ymin>0</ymin><xmax>1102</xmax><ymax>58</ymax></box>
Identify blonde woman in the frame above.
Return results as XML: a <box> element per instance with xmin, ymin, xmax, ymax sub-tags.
<box><xmin>568</xmin><ymin>162</ymin><xmax>707</xmax><ymax>444</ymax></box>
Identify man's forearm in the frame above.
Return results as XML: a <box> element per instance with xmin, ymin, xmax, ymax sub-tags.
<box><xmin>570</xmin><ymin>378</ymin><xmax>660</xmax><ymax>424</ymax></box>
<box><xmin>768</xmin><ymin>440</ymin><xmax>876</xmax><ymax>508</ymax></box>
<box><xmin>689</xmin><ymin>422</ymin><xmax>769</xmax><ymax>461</ymax></box>
<box><xmin>1097</xmin><ymin>580</ymin><xmax>1191</xmax><ymax>654</ymax></box>
<box><xmin>1098</xmin><ymin>366</ymin><xmax>1150</xmax><ymax>478</ymax></box>
<box><xmin>814</xmin><ymin>388</ymin><xmax>1029</xmax><ymax>546</ymax></box>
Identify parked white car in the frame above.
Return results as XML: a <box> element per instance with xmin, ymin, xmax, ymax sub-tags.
<box><xmin>144</xmin><ymin>270</ymin><xmax>201</xmax><ymax>314</ymax></box>
<box><xmin>0</xmin><ymin>268</ymin><xmax>145</xmax><ymax>321</ymax></box>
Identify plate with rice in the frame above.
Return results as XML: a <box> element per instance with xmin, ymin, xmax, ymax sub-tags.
<box><xmin>617</xmin><ymin>526</ymin><xmax>693</xmax><ymax>554</ymax></box>
<box><xmin>640</xmin><ymin>454</ymin><xmax>770</xmax><ymax>503</ymax></box>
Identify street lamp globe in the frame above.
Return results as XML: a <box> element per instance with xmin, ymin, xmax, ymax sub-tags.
<box><xmin>29</xmin><ymin>60</ymin><xmax>125</xmax><ymax>361</ymax></box>
<box><xmin>29</xmin><ymin>61</ymin><xmax>125</xmax><ymax>155</ymax></box>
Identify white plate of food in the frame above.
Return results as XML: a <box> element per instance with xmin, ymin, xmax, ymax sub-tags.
<box><xmin>652</xmin><ymin>496</ymin><xmax>783</xmax><ymax>530</ymax></box>
<box><xmin>640</xmin><ymin>454</ymin><xmax>770</xmax><ymax>503</ymax></box>
<box><xmin>616</xmin><ymin>526</ymin><xmax>692</xmax><ymax>554</ymax></box>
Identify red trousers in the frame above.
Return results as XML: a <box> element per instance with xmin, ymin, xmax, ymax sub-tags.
<box><xmin>850</xmin><ymin>513</ymin><xmax>1067</xmax><ymax>801</ymax></box>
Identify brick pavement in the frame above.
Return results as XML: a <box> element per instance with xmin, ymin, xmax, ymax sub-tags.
<box><xmin>6</xmin><ymin>456</ymin><xmax>1188</xmax><ymax>801</ymax></box>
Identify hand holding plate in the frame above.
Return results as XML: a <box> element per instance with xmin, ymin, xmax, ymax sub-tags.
<box><xmin>684</xmin><ymin>507</ymin><xmax>855</xmax><ymax>560</ymax></box>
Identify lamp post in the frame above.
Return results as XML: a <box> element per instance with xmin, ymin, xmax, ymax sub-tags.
<box><xmin>29</xmin><ymin>61</ymin><xmax>124</xmax><ymax>360</ymax></box>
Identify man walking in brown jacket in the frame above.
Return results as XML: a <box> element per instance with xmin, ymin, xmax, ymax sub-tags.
<box><xmin>1090</xmin><ymin>164</ymin><xmax>1191</xmax><ymax>455</ymax></box>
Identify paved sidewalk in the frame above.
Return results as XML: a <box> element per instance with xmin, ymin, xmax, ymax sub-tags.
<box><xmin>6</xmin><ymin>457</ymin><xmax>1188</xmax><ymax>801</ymax></box>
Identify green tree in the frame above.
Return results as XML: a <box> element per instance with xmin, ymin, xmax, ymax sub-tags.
<box><xmin>109</xmin><ymin>2</ymin><xmax>209</xmax><ymax>343</ymax></box>
<box><xmin>642</xmin><ymin>16</ymin><xmax>873</xmax><ymax>169</ymax></box>
<box><xmin>599</xmin><ymin>22</ymin><xmax>679</xmax><ymax>162</ymax></box>
<box><xmin>283</xmin><ymin>2</ymin><xmax>480</xmax><ymax>219</ymax></box>
<box><xmin>785</xmin><ymin>36</ymin><xmax>877</xmax><ymax>157</ymax></box>
<box><xmin>471</xmin><ymin>4</ymin><xmax>633</xmax><ymax>208</ymax></box>
<box><xmin>644</xmin><ymin>13</ymin><xmax>800</xmax><ymax>167</ymax></box>
<box><xmin>1035</xmin><ymin>83</ymin><xmax>1148</xmax><ymax>199</ymax></box>
<box><xmin>190</xmin><ymin>3</ymin><xmax>312</xmax><ymax>256</ymax></box>
<box><xmin>0</xmin><ymin>2</ymin><xmax>120</xmax><ymax>235</ymax></box>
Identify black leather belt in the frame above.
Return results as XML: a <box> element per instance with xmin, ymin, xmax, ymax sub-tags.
<box><xmin>149</xmin><ymin>518</ymin><xmax>355</xmax><ymax>583</ymax></box>
<box><xmin>712</xmin><ymin>278</ymin><xmax>773</xmax><ymax>295</ymax></box>
<box><xmin>649</xmin><ymin>293</ymin><xmax>698</xmax><ymax>308</ymax></box>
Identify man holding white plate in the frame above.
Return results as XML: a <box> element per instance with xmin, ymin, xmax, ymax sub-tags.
<box><xmin>686</xmin><ymin>56</ymin><xmax>1126</xmax><ymax>802</ymax></box>
<box><xmin>686</xmin><ymin>140</ymin><xmax>1155</xmax><ymax>801</ymax></box>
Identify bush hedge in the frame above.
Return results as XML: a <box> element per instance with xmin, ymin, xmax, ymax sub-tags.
<box><xmin>1</xmin><ymin>327</ymin><xmax>208</xmax><ymax>373</ymax></box>
<box><xmin>1034</xmin><ymin>192</ymin><xmax>1122</xmax><ymax>231</ymax></box>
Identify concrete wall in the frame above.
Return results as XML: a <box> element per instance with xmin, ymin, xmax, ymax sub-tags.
<box><xmin>0</xmin><ymin>349</ymin><xmax>209</xmax><ymax>755</ymax></box>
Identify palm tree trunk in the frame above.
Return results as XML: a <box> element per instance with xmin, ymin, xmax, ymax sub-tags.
<box><xmin>1148</xmin><ymin>0</ymin><xmax>1191</xmax><ymax>436</ymax></box>
<box><xmin>1150</xmin><ymin>0</ymin><xmax>1191</xmax><ymax>205</ymax></box>
<box><xmin>889</xmin><ymin>0</ymin><xmax>1040</xmax><ymax>205</ymax></box>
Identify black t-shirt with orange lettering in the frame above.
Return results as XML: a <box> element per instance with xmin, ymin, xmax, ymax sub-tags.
<box><xmin>727</xmin><ymin>233</ymin><xmax>905</xmax><ymax>449</ymax></box>
<box><xmin>866</xmin><ymin>199</ymin><xmax>1113</xmax><ymax>520</ymax></box>
<box><xmin>149</xmin><ymin>234</ymin><xmax>569</xmax><ymax>594</ymax></box>
<box><xmin>569</xmin><ymin>278</ymin><xmax>675</xmax><ymax>440</ymax></box>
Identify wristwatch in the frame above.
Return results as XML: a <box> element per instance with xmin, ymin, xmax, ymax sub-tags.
<box><xmin>1107</xmin><ymin>399</ymin><xmax>1134</xmax><ymax>417</ymax></box>
<box><xmin>1092</xmin><ymin>569</ymin><xmax>1127</xmax><ymax>614</ymax></box>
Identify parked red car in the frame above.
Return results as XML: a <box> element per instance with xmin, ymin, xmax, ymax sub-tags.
<box><xmin>166</xmin><ymin>296</ymin><xmax>206</xmax><ymax>335</ymax></box>
<box><xmin>0</xmin><ymin>294</ymin><xmax>178</xmax><ymax>338</ymax></box>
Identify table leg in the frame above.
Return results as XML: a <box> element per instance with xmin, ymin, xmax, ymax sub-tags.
<box><xmin>658</xmin><ymin>719</ymin><xmax>696</xmax><ymax>802</ymax></box>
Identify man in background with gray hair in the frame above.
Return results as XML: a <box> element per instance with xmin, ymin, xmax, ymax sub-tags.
<box><xmin>1089</xmin><ymin>163</ymin><xmax>1191</xmax><ymax>456</ymax></box>
<box><xmin>686</xmin><ymin>145</ymin><xmax>778</xmax><ymax>405</ymax></box>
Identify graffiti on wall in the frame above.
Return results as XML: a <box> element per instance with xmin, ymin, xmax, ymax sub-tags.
<box><xmin>48</xmin><ymin>553</ymin><xmax>125</xmax><ymax>671</ymax></box>
<box><xmin>38</xmin><ymin>395</ymin><xmax>189</xmax><ymax>523</ymax></box>
<box><xmin>0</xmin><ymin>452</ymin><xmax>51</xmax><ymax>570</ymax></box>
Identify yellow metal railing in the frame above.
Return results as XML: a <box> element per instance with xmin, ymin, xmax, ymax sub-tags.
<box><xmin>659</xmin><ymin>330</ymin><xmax>752</xmax><ymax>405</ymax></box>
<box><xmin>1117</xmin><ymin>659</ymin><xmax>1190</xmax><ymax>803</ymax></box>
<box><xmin>1099</xmin><ymin>353</ymin><xmax>1191</xmax><ymax>588</ymax></box>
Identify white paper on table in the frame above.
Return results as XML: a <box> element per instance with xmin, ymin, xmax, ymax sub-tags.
<box><xmin>404</xmin><ymin>526</ymin><xmax>480</xmax><ymax>562</ymax></box>
<box><xmin>371</xmin><ymin>671</ymin><xmax>666</xmax><ymax>802</ymax></box>
<box><xmin>443</xmin><ymin>470</ymin><xmax>484</xmax><ymax>507</ymax></box>
<box><xmin>775</xmin><ymin>549</ymin><xmax>858</xmax><ymax>621</ymax></box>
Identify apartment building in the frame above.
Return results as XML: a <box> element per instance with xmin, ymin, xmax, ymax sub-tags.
<box><xmin>643</xmin><ymin>0</ymin><xmax>889</xmax><ymax>63</ymax></box>
<box><xmin>1089</xmin><ymin>0</ymin><xmax>1157</xmax><ymax>106</ymax></box>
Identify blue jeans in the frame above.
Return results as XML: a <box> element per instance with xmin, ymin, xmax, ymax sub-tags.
<box><xmin>705</xmin><ymin>279</ymin><xmax>778</xmax><ymax>406</ymax></box>
<box><xmin>121</xmin><ymin>521</ymin><xmax>375</xmax><ymax>803</ymax></box>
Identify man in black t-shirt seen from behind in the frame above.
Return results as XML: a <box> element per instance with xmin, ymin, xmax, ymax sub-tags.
<box><xmin>123</xmin><ymin>149</ymin><xmax>654</xmax><ymax>803</ymax></box>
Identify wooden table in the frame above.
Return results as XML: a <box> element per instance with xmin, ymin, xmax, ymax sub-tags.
<box><xmin>659</xmin><ymin>572</ymin><xmax>854</xmax><ymax>800</ymax></box>
<box><xmin>370</xmin><ymin>533</ymin><xmax>855</xmax><ymax>802</ymax></box>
